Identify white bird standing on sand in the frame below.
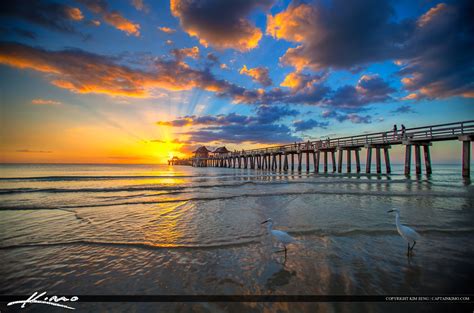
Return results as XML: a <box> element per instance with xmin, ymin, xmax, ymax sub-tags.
<box><xmin>261</xmin><ymin>218</ymin><xmax>296</xmax><ymax>257</ymax></box>
<box><xmin>388</xmin><ymin>208</ymin><xmax>420</xmax><ymax>256</ymax></box>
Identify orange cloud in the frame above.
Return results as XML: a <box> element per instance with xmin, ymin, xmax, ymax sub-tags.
<box><xmin>65</xmin><ymin>7</ymin><xmax>84</xmax><ymax>21</ymax></box>
<box><xmin>31</xmin><ymin>98</ymin><xmax>62</xmax><ymax>105</ymax></box>
<box><xmin>239</xmin><ymin>65</ymin><xmax>272</xmax><ymax>86</ymax></box>
<box><xmin>417</xmin><ymin>3</ymin><xmax>447</xmax><ymax>27</ymax></box>
<box><xmin>103</xmin><ymin>11</ymin><xmax>140</xmax><ymax>36</ymax></box>
<box><xmin>0</xmin><ymin>42</ymin><xmax>243</xmax><ymax>99</ymax></box>
<box><xmin>158</xmin><ymin>26</ymin><xmax>176</xmax><ymax>34</ymax></box>
<box><xmin>266</xmin><ymin>3</ymin><xmax>314</xmax><ymax>42</ymax></box>
<box><xmin>78</xmin><ymin>0</ymin><xmax>140</xmax><ymax>36</ymax></box>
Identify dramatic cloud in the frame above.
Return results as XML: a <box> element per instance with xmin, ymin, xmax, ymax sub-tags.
<box><xmin>158</xmin><ymin>26</ymin><xmax>176</xmax><ymax>34</ymax></box>
<box><xmin>31</xmin><ymin>98</ymin><xmax>62</xmax><ymax>105</ymax></box>
<box><xmin>0</xmin><ymin>42</ymin><xmax>241</xmax><ymax>98</ymax></box>
<box><xmin>293</xmin><ymin>119</ymin><xmax>328</xmax><ymax>131</ymax></box>
<box><xmin>240</xmin><ymin>65</ymin><xmax>272</xmax><ymax>87</ymax></box>
<box><xmin>170</xmin><ymin>0</ymin><xmax>274</xmax><ymax>51</ymax></box>
<box><xmin>267</xmin><ymin>0</ymin><xmax>473</xmax><ymax>99</ymax></box>
<box><xmin>157</xmin><ymin>104</ymin><xmax>301</xmax><ymax>144</ymax></box>
<box><xmin>397</xmin><ymin>1</ymin><xmax>474</xmax><ymax>99</ymax></box>
<box><xmin>77</xmin><ymin>0</ymin><xmax>140</xmax><ymax>36</ymax></box>
<box><xmin>267</xmin><ymin>0</ymin><xmax>409</xmax><ymax>71</ymax></box>
<box><xmin>0</xmin><ymin>0</ymin><xmax>85</xmax><ymax>34</ymax></box>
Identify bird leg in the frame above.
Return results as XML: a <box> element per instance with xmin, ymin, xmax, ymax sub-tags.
<box><xmin>284</xmin><ymin>246</ymin><xmax>287</xmax><ymax>258</ymax></box>
<box><xmin>407</xmin><ymin>243</ymin><xmax>410</xmax><ymax>256</ymax></box>
<box><xmin>410</xmin><ymin>241</ymin><xmax>416</xmax><ymax>251</ymax></box>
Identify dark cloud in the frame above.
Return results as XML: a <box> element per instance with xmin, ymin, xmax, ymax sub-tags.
<box><xmin>324</xmin><ymin>75</ymin><xmax>395</xmax><ymax>110</ymax></box>
<box><xmin>293</xmin><ymin>119</ymin><xmax>329</xmax><ymax>131</ymax></box>
<box><xmin>157</xmin><ymin>104</ymin><xmax>301</xmax><ymax>144</ymax></box>
<box><xmin>171</xmin><ymin>0</ymin><xmax>274</xmax><ymax>51</ymax></box>
<box><xmin>0</xmin><ymin>27</ymin><xmax>37</xmax><ymax>39</ymax></box>
<box><xmin>206</xmin><ymin>52</ymin><xmax>219</xmax><ymax>63</ymax></box>
<box><xmin>157</xmin><ymin>105</ymin><xmax>297</xmax><ymax>127</ymax></box>
<box><xmin>0</xmin><ymin>0</ymin><xmax>84</xmax><ymax>34</ymax></box>
<box><xmin>172</xmin><ymin>46</ymin><xmax>200</xmax><ymax>61</ymax></box>
<box><xmin>397</xmin><ymin>0</ymin><xmax>474</xmax><ymax>99</ymax></box>
<box><xmin>391</xmin><ymin>105</ymin><xmax>416</xmax><ymax>114</ymax></box>
<box><xmin>267</xmin><ymin>0</ymin><xmax>410</xmax><ymax>71</ymax></box>
<box><xmin>183</xmin><ymin>123</ymin><xmax>300</xmax><ymax>144</ymax></box>
<box><xmin>322</xmin><ymin>110</ymin><xmax>372</xmax><ymax>124</ymax></box>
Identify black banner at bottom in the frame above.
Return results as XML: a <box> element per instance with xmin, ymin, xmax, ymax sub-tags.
<box><xmin>0</xmin><ymin>295</ymin><xmax>472</xmax><ymax>303</ymax></box>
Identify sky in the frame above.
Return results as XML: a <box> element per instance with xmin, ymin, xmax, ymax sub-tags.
<box><xmin>0</xmin><ymin>0</ymin><xmax>472</xmax><ymax>164</ymax></box>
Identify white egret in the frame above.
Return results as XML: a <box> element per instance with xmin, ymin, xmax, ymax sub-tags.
<box><xmin>388</xmin><ymin>208</ymin><xmax>420</xmax><ymax>256</ymax></box>
<box><xmin>261</xmin><ymin>218</ymin><xmax>296</xmax><ymax>257</ymax></box>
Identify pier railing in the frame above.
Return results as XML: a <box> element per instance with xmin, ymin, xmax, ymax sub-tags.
<box><xmin>184</xmin><ymin>120</ymin><xmax>473</xmax><ymax>177</ymax></box>
<box><xmin>227</xmin><ymin>120</ymin><xmax>474</xmax><ymax>156</ymax></box>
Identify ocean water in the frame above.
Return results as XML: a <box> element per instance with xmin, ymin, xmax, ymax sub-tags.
<box><xmin>0</xmin><ymin>163</ymin><xmax>473</xmax><ymax>312</ymax></box>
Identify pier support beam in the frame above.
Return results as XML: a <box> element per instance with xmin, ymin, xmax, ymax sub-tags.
<box><xmin>306</xmin><ymin>151</ymin><xmax>310</xmax><ymax>172</ymax></box>
<box><xmin>338</xmin><ymin>149</ymin><xmax>343</xmax><ymax>173</ymax></box>
<box><xmin>314</xmin><ymin>151</ymin><xmax>319</xmax><ymax>173</ymax></box>
<box><xmin>331</xmin><ymin>151</ymin><xmax>336</xmax><ymax>172</ymax></box>
<box><xmin>298</xmin><ymin>153</ymin><xmax>302</xmax><ymax>172</ymax></box>
<box><xmin>414</xmin><ymin>145</ymin><xmax>422</xmax><ymax>175</ymax></box>
<box><xmin>376</xmin><ymin>148</ymin><xmax>381</xmax><ymax>174</ymax></box>
<box><xmin>324</xmin><ymin>151</ymin><xmax>328</xmax><ymax>173</ymax></box>
<box><xmin>404</xmin><ymin>145</ymin><xmax>411</xmax><ymax>176</ymax></box>
<box><xmin>460</xmin><ymin>137</ymin><xmax>471</xmax><ymax>178</ymax></box>
<box><xmin>279</xmin><ymin>154</ymin><xmax>282</xmax><ymax>171</ymax></box>
<box><xmin>383</xmin><ymin>147</ymin><xmax>391</xmax><ymax>174</ymax></box>
<box><xmin>366</xmin><ymin>147</ymin><xmax>372</xmax><ymax>174</ymax></box>
<box><xmin>423</xmin><ymin>145</ymin><xmax>432</xmax><ymax>175</ymax></box>
<box><xmin>346</xmin><ymin>149</ymin><xmax>351</xmax><ymax>173</ymax></box>
<box><xmin>283</xmin><ymin>154</ymin><xmax>288</xmax><ymax>171</ymax></box>
<box><xmin>355</xmin><ymin>149</ymin><xmax>361</xmax><ymax>173</ymax></box>
<box><xmin>291</xmin><ymin>154</ymin><xmax>295</xmax><ymax>171</ymax></box>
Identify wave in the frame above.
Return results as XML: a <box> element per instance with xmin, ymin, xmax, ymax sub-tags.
<box><xmin>0</xmin><ymin>172</ymin><xmax>310</xmax><ymax>182</ymax></box>
<box><xmin>288</xmin><ymin>227</ymin><xmax>474</xmax><ymax>237</ymax></box>
<box><xmin>0</xmin><ymin>176</ymin><xmax>456</xmax><ymax>195</ymax></box>
<box><xmin>0</xmin><ymin>188</ymin><xmax>472</xmax><ymax>211</ymax></box>
<box><xmin>0</xmin><ymin>238</ymin><xmax>261</xmax><ymax>251</ymax></box>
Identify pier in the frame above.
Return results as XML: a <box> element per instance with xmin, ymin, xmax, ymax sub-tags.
<box><xmin>180</xmin><ymin>120</ymin><xmax>473</xmax><ymax>177</ymax></box>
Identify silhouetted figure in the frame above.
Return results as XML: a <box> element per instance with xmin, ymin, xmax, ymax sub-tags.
<box><xmin>401</xmin><ymin>124</ymin><xmax>406</xmax><ymax>139</ymax></box>
<box><xmin>393</xmin><ymin>124</ymin><xmax>398</xmax><ymax>139</ymax></box>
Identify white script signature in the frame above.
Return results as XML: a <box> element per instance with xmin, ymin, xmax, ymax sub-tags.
<box><xmin>7</xmin><ymin>291</ymin><xmax>79</xmax><ymax>310</ymax></box>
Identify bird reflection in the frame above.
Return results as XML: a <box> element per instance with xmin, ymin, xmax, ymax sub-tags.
<box><xmin>265</xmin><ymin>267</ymin><xmax>296</xmax><ymax>291</ymax></box>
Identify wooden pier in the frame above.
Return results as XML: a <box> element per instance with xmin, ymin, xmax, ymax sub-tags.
<box><xmin>180</xmin><ymin>120</ymin><xmax>473</xmax><ymax>178</ymax></box>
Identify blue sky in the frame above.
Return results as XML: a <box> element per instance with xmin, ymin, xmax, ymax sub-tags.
<box><xmin>0</xmin><ymin>0</ymin><xmax>472</xmax><ymax>163</ymax></box>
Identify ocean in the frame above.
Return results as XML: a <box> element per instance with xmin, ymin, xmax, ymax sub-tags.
<box><xmin>0</xmin><ymin>163</ymin><xmax>473</xmax><ymax>312</ymax></box>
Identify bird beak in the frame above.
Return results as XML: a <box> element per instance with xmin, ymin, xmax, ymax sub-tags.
<box><xmin>261</xmin><ymin>220</ymin><xmax>268</xmax><ymax>224</ymax></box>
<box><xmin>387</xmin><ymin>209</ymin><xmax>394</xmax><ymax>213</ymax></box>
